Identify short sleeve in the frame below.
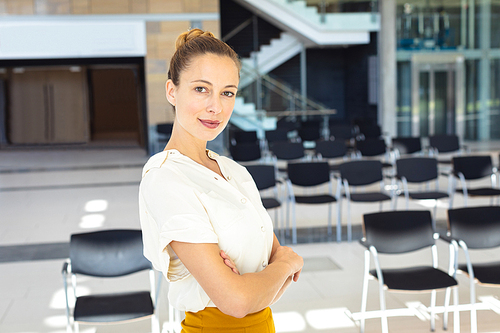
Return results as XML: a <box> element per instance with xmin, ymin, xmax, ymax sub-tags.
<box><xmin>139</xmin><ymin>167</ymin><xmax>218</xmax><ymax>282</ymax></box>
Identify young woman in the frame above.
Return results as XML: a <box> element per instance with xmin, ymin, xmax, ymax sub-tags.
<box><xmin>139</xmin><ymin>28</ymin><xmax>303</xmax><ymax>333</ymax></box>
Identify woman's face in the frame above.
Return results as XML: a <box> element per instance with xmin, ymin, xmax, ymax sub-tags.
<box><xmin>166</xmin><ymin>53</ymin><xmax>239</xmax><ymax>143</ymax></box>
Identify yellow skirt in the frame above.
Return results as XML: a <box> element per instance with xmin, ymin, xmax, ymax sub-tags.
<box><xmin>181</xmin><ymin>307</ymin><xmax>275</xmax><ymax>333</ymax></box>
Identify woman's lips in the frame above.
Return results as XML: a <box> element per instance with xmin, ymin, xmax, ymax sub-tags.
<box><xmin>199</xmin><ymin>119</ymin><xmax>221</xmax><ymax>129</ymax></box>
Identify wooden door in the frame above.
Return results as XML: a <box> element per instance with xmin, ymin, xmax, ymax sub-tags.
<box><xmin>48</xmin><ymin>70</ymin><xmax>88</xmax><ymax>143</ymax></box>
<box><xmin>9</xmin><ymin>70</ymin><xmax>47</xmax><ymax>143</ymax></box>
<box><xmin>8</xmin><ymin>68</ymin><xmax>89</xmax><ymax>144</ymax></box>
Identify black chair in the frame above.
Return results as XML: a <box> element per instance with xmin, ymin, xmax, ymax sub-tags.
<box><xmin>314</xmin><ymin>140</ymin><xmax>349</xmax><ymax>171</ymax></box>
<box><xmin>62</xmin><ymin>229</ymin><xmax>161</xmax><ymax>333</ymax></box>
<box><xmin>229</xmin><ymin>142</ymin><xmax>262</xmax><ymax>163</ymax></box>
<box><xmin>286</xmin><ymin>162</ymin><xmax>340</xmax><ymax>244</ymax></box>
<box><xmin>231</xmin><ymin>130</ymin><xmax>258</xmax><ymax>144</ymax></box>
<box><xmin>270</xmin><ymin>141</ymin><xmax>307</xmax><ymax>174</ymax></box>
<box><xmin>265</xmin><ymin>128</ymin><xmax>289</xmax><ymax>144</ymax></box>
<box><xmin>395</xmin><ymin>157</ymin><xmax>449</xmax><ymax>230</ymax></box>
<box><xmin>329</xmin><ymin>124</ymin><xmax>355</xmax><ymax>142</ymax></box>
<box><xmin>298</xmin><ymin>126</ymin><xmax>322</xmax><ymax>142</ymax></box>
<box><xmin>450</xmin><ymin>155</ymin><xmax>500</xmax><ymax>207</ymax></box>
<box><xmin>357</xmin><ymin>123</ymin><xmax>382</xmax><ymax>139</ymax></box>
<box><xmin>355</xmin><ymin>138</ymin><xmax>393</xmax><ymax>168</ymax></box>
<box><xmin>428</xmin><ymin>134</ymin><xmax>467</xmax><ymax>164</ymax></box>
<box><xmin>447</xmin><ymin>206</ymin><xmax>500</xmax><ymax>333</ymax></box>
<box><xmin>150</xmin><ymin>122</ymin><xmax>173</xmax><ymax>154</ymax></box>
<box><xmin>338</xmin><ymin>160</ymin><xmax>393</xmax><ymax>242</ymax></box>
<box><xmin>391</xmin><ymin>137</ymin><xmax>422</xmax><ymax>157</ymax></box>
<box><xmin>360</xmin><ymin>211</ymin><xmax>459</xmax><ymax>333</ymax></box>
<box><xmin>246</xmin><ymin>164</ymin><xmax>283</xmax><ymax>240</ymax></box>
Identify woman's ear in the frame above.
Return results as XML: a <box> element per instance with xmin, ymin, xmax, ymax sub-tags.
<box><xmin>165</xmin><ymin>79</ymin><xmax>176</xmax><ymax>107</ymax></box>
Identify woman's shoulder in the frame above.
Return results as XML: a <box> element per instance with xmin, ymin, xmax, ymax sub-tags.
<box><xmin>141</xmin><ymin>150</ymin><xmax>190</xmax><ymax>183</ymax></box>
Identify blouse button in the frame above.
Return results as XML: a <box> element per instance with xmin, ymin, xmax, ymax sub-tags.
<box><xmin>241</xmin><ymin>198</ymin><xmax>247</xmax><ymax>204</ymax></box>
<box><xmin>262</xmin><ymin>261</ymin><xmax>267</xmax><ymax>267</ymax></box>
<box><xmin>227</xmin><ymin>175</ymin><xmax>231</xmax><ymax>180</ymax></box>
<box><xmin>261</xmin><ymin>226</ymin><xmax>265</xmax><ymax>232</ymax></box>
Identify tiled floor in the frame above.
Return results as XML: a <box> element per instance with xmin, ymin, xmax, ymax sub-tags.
<box><xmin>1</xmin><ymin>144</ymin><xmax>500</xmax><ymax>333</ymax></box>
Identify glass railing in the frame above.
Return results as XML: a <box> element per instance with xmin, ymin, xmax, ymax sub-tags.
<box><xmin>238</xmin><ymin>62</ymin><xmax>333</xmax><ymax>116</ymax></box>
<box><xmin>287</xmin><ymin>0</ymin><xmax>378</xmax><ymax>14</ymax></box>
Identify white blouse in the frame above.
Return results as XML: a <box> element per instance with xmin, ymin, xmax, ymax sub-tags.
<box><xmin>139</xmin><ymin>149</ymin><xmax>274</xmax><ymax>313</ymax></box>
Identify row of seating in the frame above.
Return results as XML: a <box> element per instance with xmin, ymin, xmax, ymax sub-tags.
<box><xmin>245</xmin><ymin>154</ymin><xmax>500</xmax><ymax>244</ymax></box>
<box><xmin>361</xmin><ymin>206</ymin><xmax>500</xmax><ymax>333</ymax></box>
<box><xmin>61</xmin><ymin>206</ymin><xmax>500</xmax><ymax>333</ymax></box>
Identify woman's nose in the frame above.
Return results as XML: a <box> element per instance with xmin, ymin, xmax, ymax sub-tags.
<box><xmin>207</xmin><ymin>94</ymin><xmax>222</xmax><ymax>114</ymax></box>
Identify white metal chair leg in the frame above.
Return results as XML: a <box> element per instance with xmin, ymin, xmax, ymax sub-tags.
<box><xmin>453</xmin><ymin>286</ymin><xmax>460</xmax><ymax>333</ymax></box>
<box><xmin>360</xmin><ymin>250</ymin><xmax>370</xmax><ymax>333</ymax></box>
<box><xmin>430</xmin><ymin>289</ymin><xmax>436</xmax><ymax>331</ymax></box>
<box><xmin>443</xmin><ymin>287</ymin><xmax>451</xmax><ymax>330</ymax></box>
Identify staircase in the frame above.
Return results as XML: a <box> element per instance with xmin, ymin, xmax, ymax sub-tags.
<box><xmin>235</xmin><ymin>0</ymin><xmax>379</xmax><ymax>46</ymax></box>
<box><xmin>239</xmin><ymin>32</ymin><xmax>302</xmax><ymax>89</ymax></box>
<box><xmin>230</xmin><ymin>0</ymin><xmax>380</xmax><ymax>135</ymax></box>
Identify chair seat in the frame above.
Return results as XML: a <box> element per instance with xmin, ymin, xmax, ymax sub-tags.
<box><xmin>294</xmin><ymin>194</ymin><xmax>336</xmax><ymax>204</ymax></box>
<box><xmin>458</xmin><ymin>262</ymin><xmax>500</xmax><ymax>285</ymax></box>
<box><xmin>409</xmin><ymin>191</ymin><xmax>449</xmax><ymax>200</ymax></box>
<box><xmin>349</xmin><ymin>192</ymin><xmax>391</xmax><ymax>202</ymax></box>
<box><xmin>262</xmin><ymin>198</ymin><xmax>281</xmax><ymax>209</ymax></box>
<box><xmin>370</xmin><ymin>266</ymin><xmax>458</xmax><ymax>291</ymax></box>
<box><xmin>456</xmin><ymin>188</ymin><xmax>500</xmax><ymax>196</ymax></box>
<box><xmin>74</xmin><ymin>291</ymin><xmax>154</xmax><ymax>323</ymax></box>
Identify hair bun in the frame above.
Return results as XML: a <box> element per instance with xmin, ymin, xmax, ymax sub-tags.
<box><xmin>175</xmin><ymin>28</ymin><xmax>215</xmax><ymax>51</ymax></box>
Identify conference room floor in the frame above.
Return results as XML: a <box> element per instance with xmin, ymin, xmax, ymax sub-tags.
<box><xmin>1</xmin><ymin>143</ymin><xmax>500</xmax><ymax>333</ymax></box>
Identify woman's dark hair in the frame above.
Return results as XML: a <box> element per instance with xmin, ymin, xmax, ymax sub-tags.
<box><xmin>168</xmin><ymin>28</ymin><xmax>241</xmax><ymax>86</ymax></box>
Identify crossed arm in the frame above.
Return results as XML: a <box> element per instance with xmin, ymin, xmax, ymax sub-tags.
<box><xmin>170</xmin><ymin>233</ymin><xmax>303</xmax><ymax>318</ymax></box>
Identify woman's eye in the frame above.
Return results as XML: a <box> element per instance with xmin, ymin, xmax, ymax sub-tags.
<box><xmin>195</xmin><ymin>87</ymin><xmax>207</xmax><ymax>93</ymax></box>
<box><xmin>223</xmin><ymin>91</ymin><xmax>235</xmax><ymax>97</ymax></box>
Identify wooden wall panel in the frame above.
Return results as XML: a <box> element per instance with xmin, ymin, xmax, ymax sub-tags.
<box><xmin>71</xmin><ymin>0</ymin><xmax>90</xmax><ymax>14</ymax></box>
<box><xmin>148</xmin><ymin>0</ymin><xmax>182</xmax><ymax>13</ymax></box>
<box><xmin>184</xmin><ymin>0</ymin><xmax>201</xmax><ymax>12</ymax></box>
<box><xmin>90</xmin><ymin>0</ymin><xmax>128</xmax><ymax>14</ymax></box>
<box><xmin>130</xmin><ymin>0</ymin><xmax>147</xmax><ymax>13</ymax></box>
<box><xmin>3</xmin><ymin>0</ymin><xmax>34</xmax><ymax>14</ymax></box>
<box><xmin>34</xmin><ymin>0</ymin><xmax>71</xmax><ymax>14</ymax></box>
<box><xmin>201</xmin><ymin>0</ymin><xmax>218</xmax><ymax>13</ymax></box>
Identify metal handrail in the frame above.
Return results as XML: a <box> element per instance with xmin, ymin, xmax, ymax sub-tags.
<box><xmin>240</xmin><ymin>63</ymin><xmax>329</xmax><ymax>111</ymax></box>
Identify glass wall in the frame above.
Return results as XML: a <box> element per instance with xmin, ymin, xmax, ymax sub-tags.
<box><xmin>397</xmin><ymin>61</ymin><xmax>412</xmax><ymax>136</ymax></box>
<box><xmin>396</xmin><ymin>0</ymin><xmax>500</xmax><ymax>140</ymax></box>
<box><xmin>491</xmin><ymin>59</ymin><xmax>500</xmax><ymax>138</ymax></box>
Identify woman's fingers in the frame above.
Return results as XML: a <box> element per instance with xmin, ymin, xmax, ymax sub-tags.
<box><xmin>220</xmin><ymin>250</ymin><xmax>240</xmax><ymax>275</ymax></box>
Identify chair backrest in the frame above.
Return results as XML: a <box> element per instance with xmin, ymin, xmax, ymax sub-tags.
<box><xmin>356</xmin><ymin>138</ymin><xmax>386</xmax><ymax>157</ymax></box>
<box><xmin>298</xmin><ymin>127</ymin><xmax>321</xmax><ymax>142</ymax></box>
<box><xmin>396</xmin><ymin>157</ymin><xmax>438</xmax><ymax>183</ymax></box>
<box><xmin>452</xmin><ymin>155</ymin><xmax>493</xmax><ymax>180</ymax></box>
<box><xmin>232</xmin><ymin>130</ymin><xmax>258</xmax><ymax>144</ymax></box>
<box><xmin>392</xmin><ymin>137</ymin><xmax>422</xmax><ymax>155</ymax></box>
<box><xmin>265</xmin><ymin>129</ymin><xmax>289</xmax><ymax>143</ymax></box>
<box><xmin>230</xmin><ymin>142</ymin><xmax>261</xmax><ymax>162</ymax></box>
<box><xmin>363</xmin><ymin>211</ymin><xmax>435</xmax><ymax>254</ymax></box>
<box><xmin>70</xmin><ymin>229</ymin><xmax>151</xmax><ymax>277</ymax></box>
<box><xmin>358</xmin><ymin>123</ymin><xmax>381</xmax><ymax>139</ymax></box>
<box><xmin>339</xmin><ymin>160</ymin><xmax>383</xmax><ymax>186</ymax></box>
<box><xmin>315</xmin><ymin>140</ymin><xmax>347</xmax><ymax>159</ymax></box>
<box><xmin>270</xmin><ymin>141</ymin><xmax>305</xmax><ymax>160</ymax></box>
<box><xmin>329</xmin><ymin>124</ymin><xmax>354</xmax><ymax>140</ymax></box>
<box><xmin>287</xmin><ymin>162</ymin><xmax>331</xmax><ymax>187</ymax></box>
<box><xmin>245</xmin><ymin>164</ymin><xmax>276</xmax><ymax>191</ymax></box>
<box><xmin>429</xmin><ymin>135</ymin><xmax>459</xmax><ymax>153</ymax></box>
<box><xmin>156</xmin><ymin>123</ymin><xmax>173</xmax><ymax>135</ymax></box>
<box><xmin>448</xmin><ymin>206</ymin><xmax>500</xmax><ymax>249</ymax></box>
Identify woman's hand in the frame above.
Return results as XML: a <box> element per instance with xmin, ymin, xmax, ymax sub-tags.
<box><xmin>220</xmin><ymin>250</ymin><xmax>240</xmax><ymax>275</ymax></box>
<box><xmin>269</xmin><ymin>246</ymin><xmax>303</xmax><ymax>282</ymax></box>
